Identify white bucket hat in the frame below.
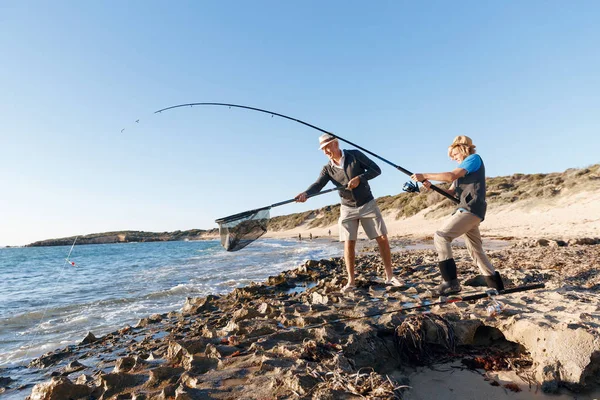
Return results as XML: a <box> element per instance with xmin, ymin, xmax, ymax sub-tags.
<box><xmin>318</xmin><ymin>133</ymin><xmax>337</xmax><ymax>149</ymax></box>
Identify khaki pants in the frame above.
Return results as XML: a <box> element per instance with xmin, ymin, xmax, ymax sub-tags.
<box><xmin>434</xmin><ymin>210</ymin><xmax>495</xmax><ymax>276</ymax></box>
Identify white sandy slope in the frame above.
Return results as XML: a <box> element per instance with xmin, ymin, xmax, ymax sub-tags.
<box><xmin>264</xmin><ymin>189</ymin><xmax>600</xmax><ymax>241</ymax></box>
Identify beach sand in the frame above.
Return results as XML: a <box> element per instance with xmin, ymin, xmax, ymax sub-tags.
<box><xmin>264</xmin><ymin>190</ymin><xmax>600</xmax><ymax>241</ymax></box>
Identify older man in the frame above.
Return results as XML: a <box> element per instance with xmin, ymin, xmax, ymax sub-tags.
<box><xmin>296</xmin><ymin>133</ymin><xmax>402</xmax><ymax>292</ymax></box>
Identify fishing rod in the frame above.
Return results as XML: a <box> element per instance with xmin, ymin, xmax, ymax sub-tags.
<box><xmin>154</xmin><ymin>103</ymin><xmax>460</xmax><ymax>204</ymax></box>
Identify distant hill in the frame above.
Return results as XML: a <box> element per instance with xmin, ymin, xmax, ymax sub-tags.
<box><xmin>27</xmin><ymin>164</ymin><xmax>599</xmax><ymax>246</ymax></box>
<box><xmin>26</xmin><ymin>229</ymin><xmax>218</xmax><ymax>247</ymax></box>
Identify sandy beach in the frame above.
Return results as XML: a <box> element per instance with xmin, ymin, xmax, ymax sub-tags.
<box><xmin>264</xmin><ymin>190</ymin><xmax>600</xmax><ymax>242</ymax></box>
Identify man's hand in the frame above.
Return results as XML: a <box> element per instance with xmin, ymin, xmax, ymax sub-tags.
<box><xmin>347</xmin><ymin>176</ymin><xmax>361</xmax><ymax>190</ymax></box>
<box><xmin>295</xmin><ymin>192</ymin><xmax>308</xmax><ymax>202</ymax></box>
<box><xmin>411</xmin><ymin>173</ymin><xmax>425</xmax><ymax>182</ymax></box>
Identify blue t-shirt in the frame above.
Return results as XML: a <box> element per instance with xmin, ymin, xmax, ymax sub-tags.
<box><xmin>458</xmin><ymin>154</ymin><xmax>482</xmax><ymax>175</ymax></box>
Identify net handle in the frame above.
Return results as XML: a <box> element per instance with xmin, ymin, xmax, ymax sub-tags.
<box><xmin>270</xmin><ymin>186</ymin><xmax>340</xmax><ymax>208</ymax></box>
<box><xmin>215</xmin><ymin>187</ymin><xmax>341</xmax><ymax>224</ymax></box>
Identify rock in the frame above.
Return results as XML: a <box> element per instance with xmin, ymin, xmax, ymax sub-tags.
<box><xmin>182</xmin><ymin>355</ymin><xmax>218</xmax><ymax>373</ymax></box>
<box><xmin>74</xmin><ymin>374</ymin><xmax>92</xmax><ymax>385</ymax></box>
<box><xmin>95</xmin><ymin>372</ymin><xmax>144</xmax><ymax>398</ymax></box>
<box><xmin>29</xmin><ymin>347</ymin><xmax>75</xmax><ymax>368</ymax></box>
<box><xmin>311</xmin><ymin>292</ymin><xmax>329</xmax><ymax>305</ymax></box>
<box><xmin>175</xmin><ymin>383</ymin><xmax>207</xmax><ymax>400</ymax></box>
<box><xmin>135</xmin><ymin>318</ymin><xmax>150</xmax><ymax>328</ymax></box>
<box><xmin>113</xmin><ymin>356</ymin><xmax>144</xmax><ymax>373</ymax></box>
<box><xmin>148</xmin><ymin>367</ymin><xmax>185</xmax><ymax>386</ymax></box>
<box><xmin>149</xmin><ymin>313</ymin><xmax>163</xmax><ymax>323</ymax></box>
<box><xmin>0</xmin><ymin>376</ymin><xmax>14</xmax><ymax>387</ymax></box>
<box><xmin>28</xmin><ymin>377</ymin><xmax>92</xmax><ymax>400</ymax></box>
<box><xmin>118</xmin><ymin>325</ymin><xmax>133</xmax><ymax>335</ymax></box>
<box><xmin>450</xmin><ymin>319</ymin><xmax>483</xmax><ymax>345</ymax></box>
<box><xmin>167</xmin><ymin>339</ymin><xmax>210</xmax><ymax>363</ymax></box>
<box><xmin>181</xmin><ymin>295</ymin><xmax>220</xmax><ymax>315</ymax></box>
<box><xmin>497</xmin><ymin>318</ymin><xmax>600</xmax><ymax>388</ymax></box>
<box><xmin>79</xmin><ymin>331</ymin><xmax>99</xmax><ymax>345</ymax></box>
<box><xmin>567</xmin><ymin>237</ymin><xmax>599</xmax><ymax>246</ymax></box>
<box><xmin>232</xmin><ymin>306</ymin><xmax>260</xmax><ymax>322</ymax></box>
<box><xmin>257</xmin><ymin>302</ymin><xmax>272</xmax><ymax>314</ymax></box>
<box><xmin>59</xmin><ymin>360</ymin><xmax>86</xmax><ymax>376</ymax></box>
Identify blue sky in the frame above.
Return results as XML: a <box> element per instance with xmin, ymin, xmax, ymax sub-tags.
<box><xmin>1</xmin><ymin>1</ymin><xmax>599</xmax><ymax>246</ymax></box>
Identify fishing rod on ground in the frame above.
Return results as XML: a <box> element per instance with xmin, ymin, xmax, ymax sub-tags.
<box><xmin>152</xmin><ymin>103</ymin><xmax>460</xmax><ymax>204</ymax></box>
<box><xmin>225</xmin><ymin>282</ymin><xmax>546</xmax><ymax>345</ymax></box>
<box><xmin>215</xmin><ymin>187</ymin><xmax>343</xmax><ymax>251</ymax></box>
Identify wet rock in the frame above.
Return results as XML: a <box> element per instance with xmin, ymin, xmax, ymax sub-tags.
<box><xmin>29</xmin><ymin>347</ymin><xmax>75</xmax><ymax>368</ymax></box>
<box><xmin>119</xmin><ymin>325</ymin><xmax>133</xmax><ymax>335</ymax></box>
<box><xmin>80</xmin><ymin>331</ymin><xmax>99</xmax><ymax>345</ymax></box>
<box><xmin>148</xmin><ymin>313</ymin><xmax>163</xmax><ymax>323</ymax></box>
<box><xmin>27</xmin><ymin>376</ymin><xmax>92</xmax><ymax>400</ymax></box>
<box><xmin>181</xmin><ymin>295</ymin><xmax>220</xmax><ymax>315</ymax></box>
<box><xmin>0</xmin><ymin>376</ymin><xmax>14</xmax><ymax>387</ymax></box>
<box><xmin>59</xmin><ymin>360</ymin><xmax>86</xmax><ymax>376</ymax></box>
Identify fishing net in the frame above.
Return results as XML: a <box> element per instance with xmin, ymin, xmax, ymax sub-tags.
<box><xmin>216</xmin><ymin>208</ymin><xmax>270</xmax><ymax>252</ymax></box>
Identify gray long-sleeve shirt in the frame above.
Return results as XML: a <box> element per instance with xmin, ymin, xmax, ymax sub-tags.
<box><xmin>305</xmin><ymin>149</ymin><xmax>381</xmax><ymax>207</ymax></box>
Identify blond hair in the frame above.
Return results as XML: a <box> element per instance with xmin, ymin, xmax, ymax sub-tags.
<box><xmin>447</xmin><ymin>135</ymin><xmax>476</xmax><ymax>158</ymax></box>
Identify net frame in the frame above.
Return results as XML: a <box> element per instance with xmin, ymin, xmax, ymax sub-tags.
<box><xmin>215</xmin><ymin>187</ymin><xmax>340</xmax><ymax>251</ymax></box>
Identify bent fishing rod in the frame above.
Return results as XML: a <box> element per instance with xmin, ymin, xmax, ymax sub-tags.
<box><xmin>154</xmin><ymin>103</ymin><xmax>460</xmax><ymax>204</ymax></box>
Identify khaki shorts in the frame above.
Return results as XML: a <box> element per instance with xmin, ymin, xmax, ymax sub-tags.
<box><xmin>339</xmin><ymin>199</ymin><xmax>387</xmax><ymax>241</ymax></box>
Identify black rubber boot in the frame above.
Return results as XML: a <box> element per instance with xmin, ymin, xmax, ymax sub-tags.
<box><xmin>434</xmin><ymin>258</ymin><xmax>461</xmax><ymax>295</ymax></box>
<box><xmin>484</xmin><ymin>271</ymin><xmax>505</xmax><ymax>291</ymax></box>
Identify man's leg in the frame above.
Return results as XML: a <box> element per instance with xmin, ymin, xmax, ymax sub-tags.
<box><xmin>339</xmin><ymin>205</ymin><xmax>359</xmax><ymax>290</ymax></box>
<box><xmin>344</xmin><ymin>240</ymin><xmax>357</xmax><ymax>286</ymax></box>
<box><xmin>375</xmin><ymin>235</ymin><xmax>393</xmax><ymax>280</ymax></box>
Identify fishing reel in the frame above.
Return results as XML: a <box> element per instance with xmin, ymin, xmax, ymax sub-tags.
<box><xmin>402</xmin><ymin>181</ymin><xmax>420</xmax><ymax>193</ymax></box>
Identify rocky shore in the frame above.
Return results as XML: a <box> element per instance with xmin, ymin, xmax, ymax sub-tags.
<box><xmin>3</xmin><ymin>239</ymin><xmax>600</xmax><ymax>399</ymax></box>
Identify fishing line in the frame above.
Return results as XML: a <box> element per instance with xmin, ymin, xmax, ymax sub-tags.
<box><xmin>20</xmin><ymin>236</ymin><xmax>79</xmax><ymax>366</ymax></box>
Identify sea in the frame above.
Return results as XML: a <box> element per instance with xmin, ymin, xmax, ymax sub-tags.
<box><xmin>0</xmin><ymin>238</ymin><xmax>344</xmax><ymax>395</ymax></box>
